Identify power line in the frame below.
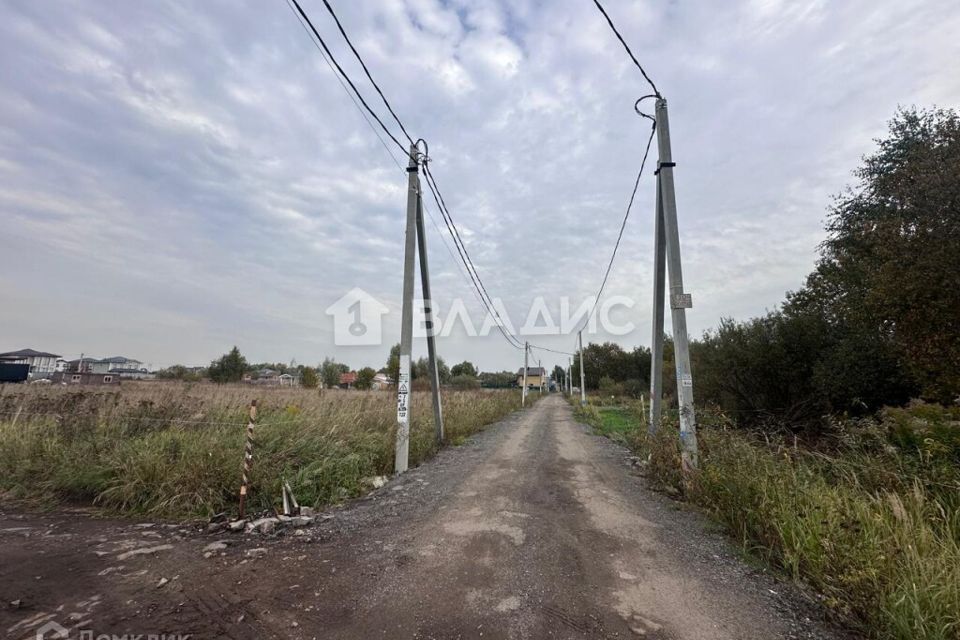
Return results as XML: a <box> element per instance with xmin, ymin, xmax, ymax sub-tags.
<box><xmin>318</xmin><ymin>0</ymin><xmax>415</xmax><ymax>146</ymax></box>
<box><xmin>420</xmin><ymin>164</ymin><xmax>524</xmax><ymax>350</ymax></box>
<box><xmin>573</xmin><ymin>119</ymin><xmax>657</xmax><ymax>338</ymax></box>
<box><xmin>421</xmin><ymin>164</ymin><xmax>524</xmax><ymax>349</ymax></box>
<box><xmin>590</xmin><ymin>0</ymin><xmax>661</xmax><ymax>97</ymax></box>
<box><xmin>283</xmin><ymin>0</ymin><xmax>524</xmax><ymax>351</ymax></box>
<box><xmin>285</xmin><ymin>0</ymin><xmax>402</xmax><ymax>173</ymax></box>
<box><xmin>287</xmin><ymin>7</ymin><xmax>499</xmax><ymax>337</ymax></box>
<box><xmin>529</xmin><ymin>344</ymin><xmax>575</xmax><ymax>357</ymax></box>
<box><xmin>285</xmin><ymin>0</ymin><xmax>409</xmax><ymax>155</ymax></box>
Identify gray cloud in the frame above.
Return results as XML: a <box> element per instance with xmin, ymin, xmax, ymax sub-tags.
<box><xmin>2</xmin><ymin>0</ymin><xmax>959</xmax><ymax>372</ymax></box>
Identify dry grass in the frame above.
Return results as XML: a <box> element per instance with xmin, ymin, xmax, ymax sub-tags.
<box><xmin>0</xmin><ymin>382</ymin><xmax>524</xmax><ymax>519</ymax></box>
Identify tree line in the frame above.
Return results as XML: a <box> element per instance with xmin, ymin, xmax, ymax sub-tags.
<box><xmin>572</xmin><ymin>107</ymin><xmax>959</xmax><ymax>432</ymax></box>
<box><xmin>164</xmin><ymin>343</ymin><xmax>516</xmax><ymax>391</ymax></box>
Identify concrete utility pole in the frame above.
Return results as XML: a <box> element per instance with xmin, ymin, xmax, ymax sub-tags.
<box><xmin>578</xmin><ymin>331</ymin><xmax>587</xmax><ymax>406</ymax></box>
<box><xmin>522</xmin><ymin>342</ymin><xmax>529</xmax><ymax>406</ymax></box>
<box><xmin>395</xmin><ymin>145</ymin><xmax>419</xmax><ymax>474</ymax></box>
<box><xmin>567</xmin><ymin>358</ymin><xmax>573</xmax><ymax>395</ymax></box>
<box><xmin>649</xmin><ymin>97</ymin><xmax>698</xmax><ymax>471</ymax></box>
<box><xmin>415</xmin><ymin>185</ymin><xmax>444</xmax><ymax>444</ymax></box>
<box><xmin>395</xmin><ymin>143</ymin><xmax>445</xmax><ymax>474</ymax></box>
<box><xmin>649</xmin><ymin>179</ymin><xmax>666</xmax><ymax>435</ymax></box>
<box><xmin>538</xmin><ymin>359</ymin><xmax>543</xmax><ymax>394</ymax></box>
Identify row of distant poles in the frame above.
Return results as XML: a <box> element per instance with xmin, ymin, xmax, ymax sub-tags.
<box><xmin>392</xmin><ymin>97</ymin><xmax>698</xmax><ymax>476</ymax></box>
<box><xmin>279</xmin><ymin>0</ymin><xmax>697</xmax><ymax>477</ymax></box>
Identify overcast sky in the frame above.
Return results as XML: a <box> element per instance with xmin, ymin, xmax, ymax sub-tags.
<box><xmin>2</xmin><ymin>0</ymin><xmax>958</xmax><ymax>373</ymax></box>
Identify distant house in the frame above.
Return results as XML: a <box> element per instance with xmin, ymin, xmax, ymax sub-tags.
<box><xmin>372</xmin><ymin>372</ymin><xmax>393</xmax><ymax>390</ymax></box>
<box><xmin>101</xmin><ymin>356</ymin><xmax>144</xmax><ymax>370</ymax></box>
<box><xmin>68</xmin><ymin>356</ymin><xmax>144</xmax><ymax>374</ymax></box>
<box><xmin>0</xmin><ymin>349</ymin><xmax>61</xmax><ymax>378</ymax></box>
<box><xmin>516</xmin><ymin>367</ymin><xmax>546</xmax><ymax>389</ymax></box>
<box><xmin>110</xmin><ymin>367</ymin><xmax>156</xmax><ymax>380</ymax></box>
<box><xmin>244</xmin><ymin>369</ymin><xmax>298</xmax><ymax>386</ymax></box>
<box><xmin>51</xmin><ymin>371</ymin><xmax>121</xmax><ymax>386</ymax></box>
<box><xmin>339</xmin><ymin>371</ymin><xmax>358</xmax><ymax>389</ymax></box>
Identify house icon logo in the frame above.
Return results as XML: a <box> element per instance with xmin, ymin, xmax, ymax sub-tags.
<box><xmin>35</xmin><ymin>620</ymin><xmax>70</xmax><ymax>639</ymax></box>
<box><xmin>325</xmin><ymin>288</ymin><xmax>390</xmax><ymax>346</ymax></box>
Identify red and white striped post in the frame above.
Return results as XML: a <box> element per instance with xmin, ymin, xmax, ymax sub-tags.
<box><xmin>238</xmin><ymin>400</ymin><xmax>257</xmax><ymax>518</ymax></box>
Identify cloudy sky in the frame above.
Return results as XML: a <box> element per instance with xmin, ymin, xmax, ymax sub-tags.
<box><xmin>2</xmin><ymin>0</ymin><xmax>958</xmax><ymax>373</ymax></box>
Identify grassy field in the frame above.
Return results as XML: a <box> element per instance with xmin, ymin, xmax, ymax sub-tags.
<box><xmin>575</xmin><ymin>399</ymin><xmax>960</xmax><ymax>640</ymax></box>
<box><xmin>0</xmin><ymin>382</ymin><xmax>525</xmax><ymax>519</ymax></box>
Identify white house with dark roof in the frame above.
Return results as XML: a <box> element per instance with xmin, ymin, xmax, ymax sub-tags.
<box><xmin>67</xmin><ymin>356</ymin><xmax>144</xmax><ymax>374</ymax></box>
<box><xmin>0</xmin><ymin>348</ymin><xmax>61</xmax><ymax>377</ymax></box>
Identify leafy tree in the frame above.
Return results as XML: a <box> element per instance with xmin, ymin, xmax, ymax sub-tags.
<box><xmin>411</xmin><ymin>356</ymin><xmax>449</xmax><ymax>383</ymax></box>
<box><xmin>552</xmin><ymin>365</ymin><xmax>565</xmax><ymax>385</ymax></box>
<box><xmin>320</xmin><ymin>357</ymin><xmax>348</xmax><ymax>389</ymax></box>
<box><xmin>449</xmin><ymin>374</ymin><xmax>480</xmax><ymax>389</ymax></box>
<box><xmin>571</xmin><ymin>341</ymin><xmax>651</xmax><ymax>390</ymax></box>
<box><xmin>300</xmin><ymin>366</ymin><xmax>319</xmax><ymax>389</ymax></box>
<box><xmin>385</xmin><ymin>344</ymin><xmax>400</xmax><ymax>384</ymax></box>
<box><xmin>208</xmin><ymin>346</ymin><xmax>247</xmax><ymax>383</ymax></box>
<box><xmin>809</xmin><ymin>106</ymin><xmax>960</xmax><ymax>402</ymax></box>
<box><xmin>355</xmin><ymin>367</ymin><xmax>377</xmax><ymax>390</ymax></box>
<box><xmin>450</xmin><ymin>361</ymin><xmax>478</xmax><ymax>378</ymax></box>
<box><xmin>156</xmin><ymin>365</ymin><xmax>205</xmax><ymax>382</ymax></box>
<box><xmin>479</xmin><ymin>371</ymin><xmax>517</xmax><ymax>388</ymax></box>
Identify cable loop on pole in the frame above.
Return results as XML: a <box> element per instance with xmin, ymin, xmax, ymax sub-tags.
<box><xmin>634</xmin><ymin>95</ymin><xmax>658</xmax><ymax>123</ymax></box>
<box><xmin>414</xmin><ymin>138</ymin><xmax>429</xmax><ymax>165</ymax></box>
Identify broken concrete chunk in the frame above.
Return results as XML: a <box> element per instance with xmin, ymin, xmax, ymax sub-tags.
<box><xmin>245</xmin><ymin>547</ymin><xmax>268</xmax><ymax>558</ymax></box>
<box><xmin>203</xmin><ymin>541</ymin><xmax>228</xmax><ymax>553</ymax></box>
<box><xmin>285</xmin><ymin>516</ymin><xmax>313</xmax><ymax>528</ymax></box>
<box><xmin>116</xmin><ymin>544</ymin><xmax>173</xmax><ymax>561</ymax></box>
<box><xmin>206</xmin><ymin>521</ymin><xmax>228</xmax><ymax>534</ymax></box>
<box><xmin>245</xmin><ymin>517</ymin><xmax>279</xmax><ymax>535</ymax></box>
<box><xmin>364</xmin><ymin>475</ymin><xmax>389</xmax><ymax>489</ymax></box>
<box><xmin>228</xmin><ymin>519</ymin><xmax>247</xmax><ymax>532</ymax></box>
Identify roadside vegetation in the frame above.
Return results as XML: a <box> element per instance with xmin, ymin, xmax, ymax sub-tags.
<box><xmin>570</xmin><ymin>107</ymin><xmax>960</xmax><ymax>639</ymax></box>
<box><xmin>576</xmin><ymin>400</ymin><xmax>959</xmax><ymax>639</ymax></box>
<box><xmin>0</xmin><ymin>383</ymin><xmax>524</xmax><ymax>519</ymax></box>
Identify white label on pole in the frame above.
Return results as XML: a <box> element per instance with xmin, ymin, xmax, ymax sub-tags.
<box><xmin>681</xmin><ymin>373</ymin><xmax>693</xmax><ymax>388</ymax></box>
<box><xmin>397</xmin><ymin>355</ymin><xmax>411</xmax><ymax>423</ymax></box>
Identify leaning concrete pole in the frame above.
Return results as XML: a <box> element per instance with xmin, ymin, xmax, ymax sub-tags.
<box><xmin>414</xmin><ymin>183</ymin><xmax>444</xmax><ymax>444</ymax></box>
<box><xmin>649</xmin><ymin>179</ymin><xmax>666</xmax><ymax>434</ymax></box>
<box><xmin>395</xmin><ymin>144</ymin><xmax>419</xmax><ymax>474</ymax></box>
<box><xmin>578</xmin><ymin>330</ymin><xmax>587</xmax><ymax>406</ymax></box>
<box><xmin>522</xmin><ymin>342</ymin><xmax>529</xmax><ymax>406</ymax></box>
<box><xmin>654</xmin><ymin>97</ymin><xmax>698</xmax><ymax>471</ymax></box>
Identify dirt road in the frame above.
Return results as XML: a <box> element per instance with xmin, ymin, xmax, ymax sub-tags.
<box><xmin>1</xmin><ymin>395</ymin><xmax>846</xmax><ymax>639</ymax></box>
